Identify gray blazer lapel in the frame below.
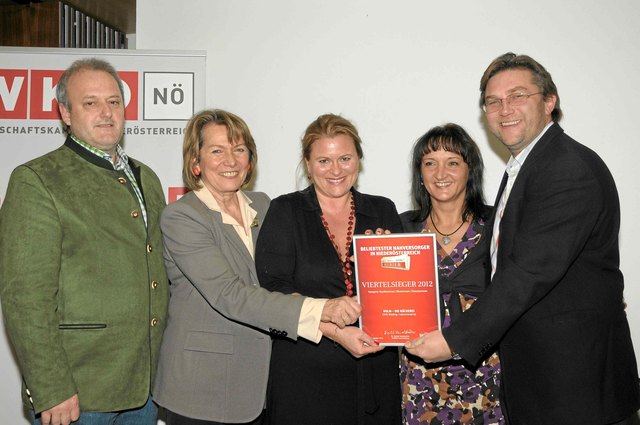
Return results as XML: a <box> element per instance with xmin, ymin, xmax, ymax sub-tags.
<box><xmin>217</xmin><ymin>191</ymin><xmax>270</xmax><ymax>286</ymax></box>
<box><xmin>251</xmin><ymin>217</ymin><xmax>260</xmax><ymax>247</ymax></box>
<box><xmin>217</xmin><ymin>218</ymin><xmax>255</xmax><ymax>272</ymax></box>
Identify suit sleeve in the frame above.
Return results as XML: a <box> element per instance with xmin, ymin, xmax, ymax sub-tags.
<box><xmin>444</xmin><ymin>153</ymin><xmax>607</xmax><ymax>365</ymax></box>
<box><xmin>0</xmin><ymin>166</ymin><xmax>77</xmax><ymax>413</ymax></box>
<box><xmin>161</xmin><ymin>201</ymin><xmax>304</xmax><ymax>339</ymax></box>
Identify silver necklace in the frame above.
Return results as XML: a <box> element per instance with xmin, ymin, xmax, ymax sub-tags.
<box><xmin>429</xmin><ymin>215</ymin><xmax>464</xmax><ymax>245</ymax></box>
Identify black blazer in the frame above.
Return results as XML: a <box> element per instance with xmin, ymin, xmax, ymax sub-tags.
<box><xmin>400</xmin><ymin>207</ymin><xmax>492</xmax><ymax>325</ymax></box>
<box><xmin>443</xmin><ymin>123</ymin><xmax>639</xmax><ymax>424</ymax></box>
<box><xmin>256</xmin><ymin>186</ymin><xmax>402</xmax><ymax>297</ymax></box>
<box><xmin>255</xmin><ymin>186</ymin><xmax>403</xmax><ymax>425</ymax></box>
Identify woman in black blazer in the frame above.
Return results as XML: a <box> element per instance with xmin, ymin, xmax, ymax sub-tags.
<box><xmin>256</xmin><ymin>114</ymin><xmax>402</xmax><ymax>425</ymax></box>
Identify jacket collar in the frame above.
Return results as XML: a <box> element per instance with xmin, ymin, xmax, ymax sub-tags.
<box><xmin>64</xmin><ymin>136</ymin><xmax>143</xmax><ymax>189</ymax></box>
<box><xmin>64</xmin><ymin>136</ymin><xmax>116</xmax><ymax>170</ymax></box>
<box><xmin>522</xmin><ymin>122</ymin><xmax>564</xmax><ymax>165</ymax></box>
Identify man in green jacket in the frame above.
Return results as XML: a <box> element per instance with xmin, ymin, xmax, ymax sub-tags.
<box><xmin>0</xmin><ymin>58</ymin><xmax>169</xmax><ymax>425</ymax></box>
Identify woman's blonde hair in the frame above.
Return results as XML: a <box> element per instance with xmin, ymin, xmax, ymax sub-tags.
<box><xmin>182</xmin><ymin>109</ymin><xmax>257</xmax><ymax>190</ymax></box>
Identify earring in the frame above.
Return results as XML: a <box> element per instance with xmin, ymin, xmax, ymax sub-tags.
<box><xmin>248</xmin><ymin>164</ymin><xmax>252</xmax><ymax>171</ymax></box>
<box><xmin>193</xmin><ymin>166</ymin><xmax>201</xmax><ymax>176</ymax></box>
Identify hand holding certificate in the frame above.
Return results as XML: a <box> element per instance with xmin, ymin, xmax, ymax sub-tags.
<box><xmin>353</xmin><ymin>233</ymin><xmax>440</xmax><ymax>346</ymax></box>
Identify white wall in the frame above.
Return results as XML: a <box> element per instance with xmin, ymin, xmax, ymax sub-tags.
<box><xmin>137</xmin><ymin>0</ymin><xmax>640</xmax><ymax>420</ymax></box>
<box><xmin>2</xmin><ymin>0</ymin><xmax>639</xmax><ymax>422</ymax></box>
<box><xmin>137</xmin><ymin>0</ymin><xmax>640</xmax><ymax>361</ymax></box>
<box><xmin>137</xmin><ymin>2</ymin><xmax>640</xmax><ymax>421</ymax></box>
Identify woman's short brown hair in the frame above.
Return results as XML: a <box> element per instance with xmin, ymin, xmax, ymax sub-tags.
<box><xmin>182</xmin><ymin>109</ymin><xmax>257</xmax><ymax>190</ymax></box>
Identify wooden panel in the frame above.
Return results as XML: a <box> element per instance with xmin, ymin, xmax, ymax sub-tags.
<box><xmin>0</xmin><ymin>2</ymin><xmax>60</xmax><ymax>47</ymax></box>
<box><xmin>0</xmin><ymin>0</ymin><xmax>134</xmax><ymax>48</ymax></box>
<box><xmin>63</xmin><ymin>0</ymin><xmax>135</xmax><ymax>34</ymax></box>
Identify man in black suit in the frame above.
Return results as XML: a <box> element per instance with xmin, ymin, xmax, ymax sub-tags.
<box><xmin>406</xmin><ymin>53</ymin><xmax>640</xmax><ymax>424</ymax></box>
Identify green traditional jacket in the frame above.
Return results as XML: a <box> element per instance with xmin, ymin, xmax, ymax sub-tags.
<box><xmin>0</xmin><ymin>137</ymin><xmax>169</xmax><ymax>413</ymax></box>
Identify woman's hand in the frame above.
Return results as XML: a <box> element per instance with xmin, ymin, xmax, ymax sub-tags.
<box><xmin>320</xmin><ymin>322</ymin><xmax>384</xmax><ymax>358</ymax></box>
<box><xmin>363</xmin><ymin>228</ymin><xmax>392</xmax><ymax>235</ymax></box>
<box><xmin>321</xmin><ymin>296</ymin><xmax>361</xmax><ymax>328</ymax></box>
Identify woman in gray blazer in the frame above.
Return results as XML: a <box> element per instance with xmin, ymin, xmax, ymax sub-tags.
<box><xmin>152</xmin><ymin>109</ymin><xmax>376</xmax><ymax>425</ymax></box>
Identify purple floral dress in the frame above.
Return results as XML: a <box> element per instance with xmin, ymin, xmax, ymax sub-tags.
<box><xmin>400</xmin><ymin>218</ymin><xmax>504</xmax><ymax>424</ymax></box>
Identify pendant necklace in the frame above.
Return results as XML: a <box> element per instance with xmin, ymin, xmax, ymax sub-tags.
<box><xmin>320</xmin><ymin>194</ymin><xmax>356</xmax><ymax>296</ymax></box>
<box><xmin>429</xmin><ymin>215</ymin><xmax>464</xmax><ymax>245</ymax></box>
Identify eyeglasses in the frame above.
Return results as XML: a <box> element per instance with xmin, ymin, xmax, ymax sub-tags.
<box><xmin>483</xmin><ymin>92</ymin><xmax>542</xmax><ymax>113</ymax></box>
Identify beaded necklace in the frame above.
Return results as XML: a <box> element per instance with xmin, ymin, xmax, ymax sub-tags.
<box><xmin>320</xmin><ymin>195</ymin><xmax>356</xmax><ymax>296</ymax></box>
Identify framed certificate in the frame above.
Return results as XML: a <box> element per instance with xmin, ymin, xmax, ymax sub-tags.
<box><xmin>353</xmin><ymin>233</ymin><xmax>440</xmax><ymax>346</ymax></box>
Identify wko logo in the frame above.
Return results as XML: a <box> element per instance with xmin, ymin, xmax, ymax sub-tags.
<box><xmin>0</xmin><ymin>69</ymin><xmax>138</xmax><ymax>120</ymax></box>
<box><xmin>1</xmin><ymin>69</ymin><xmax>194</xmax><ymax>121</ymax></box>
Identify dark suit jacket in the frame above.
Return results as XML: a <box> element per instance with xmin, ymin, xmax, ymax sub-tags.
<box><xmin>255</xmin><ymin>186</ymin><xmax>403</xmax><ymax>425</ymax></box>
<box><xmin>443</xmin><ymin>123</ymin><xmax>639</xmax><ymax>424</ymax></box>
<box><xmin>256</xmin><ymin>186</ymin><xmax>403</xmax><ymax>297</ymax></box>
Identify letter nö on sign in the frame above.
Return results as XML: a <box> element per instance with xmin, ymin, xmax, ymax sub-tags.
<box><xmin>143</xmin><ymin>72</ymin><xmax>194</xmax><ymax>120</ymax></box>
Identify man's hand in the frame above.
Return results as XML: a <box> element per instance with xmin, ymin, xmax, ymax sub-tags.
<box><xmin>321</xmin><ymin>296</ymin><xmax>362</xmax><ymax>328</ymax></box>
<box><xmin>320</xmin><ymin>323</ymin><xmax>384</xmax><ymax>358</ymax></box>
<box><xmin>404</xmin><ymin>330</ymin><xmax>454</xmax><ymax>363</ymax></box>
<box><xmin>40</xmin><ymin>394</ymin><xmax>80</xmax><ymax>425</ymax></box>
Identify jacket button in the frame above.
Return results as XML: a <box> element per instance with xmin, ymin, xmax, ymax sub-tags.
<box><xmin>131</xmin><ymin>210</ymin><xmax>140</xmax><ymax>218</ymax></box>
<box><xmin>151</xmin><ymin>280</ymin><xmax>158</xmax><ymax>289</ymax></box>
<box><xmin>151</xmin><ymin>318</ymin><xmax>158</xmax><ymax>327</ymax></box>
<box><xmin>117</xmin><ymin>177</ymin><xmax>127</xmax><ymax>184</ymax></box>
<box><xmin>147</xmin><ymin>244</ymin><xmax>153</xmax><ymax>253</ymax></box>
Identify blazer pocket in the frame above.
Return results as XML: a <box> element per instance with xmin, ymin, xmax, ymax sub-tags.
<box><xmin>58</xmin><ymin>323</ymin><xmax>107</xmax><ymax>330</ymax></box>
<box><xmin>184</xmin><ymin>330</ymin><xmax>234</xmax><ymax>354</ymax></box>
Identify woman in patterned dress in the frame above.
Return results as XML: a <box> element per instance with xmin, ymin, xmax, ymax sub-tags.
<box><xmin>400</xmin><ymin>123</ymin><xmax>504</xmax><ymax>425</ymax></box>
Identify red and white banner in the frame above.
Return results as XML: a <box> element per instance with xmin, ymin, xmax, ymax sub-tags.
<box><xmin>0</xmin><ymin>47</ymin><xmax>205</xmax><ymax>423</ymax></box>
<box><xmin>0</xmin><ymin>47</ymin><xmax>206</xmax><ymax>205</ymax></box>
